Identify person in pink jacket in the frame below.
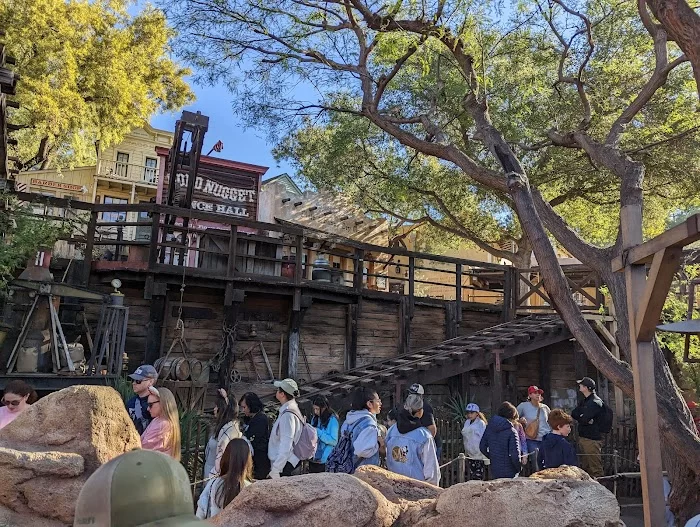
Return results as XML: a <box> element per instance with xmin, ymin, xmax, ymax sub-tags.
<box><xmin>141</xmin><ymin>386</ymin><xmax>181</xmax><ymax>460</ymax></box>
<box><xmin>0</xmin><ymin>380</ymin><xmax>37</xmax><ymax>430</ymax></box>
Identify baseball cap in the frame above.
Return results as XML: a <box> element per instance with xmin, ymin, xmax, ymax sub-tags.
<box><xmin>274</xmin><ymin>378</ymin><xmax>300</xmax><ymax>396</ymax></box>
<box><xmin>73</xmin><ymin>450</ymin><xmax>201</xmax><ymax>527</ymax></box>
<box><xmin>577</xmin><ymin>377</ymin><xmax>596</xmax><ymax>390</ymax></box>
<box><xmin>404</xmin><ymin>394</ymin><xmax>424</xmax><ymax>414</ymax></box>
<box><xmin>528</xmin><ymin>385</ymin><xmax>544</xmax><ymax>395</ymax></box>
<box><xmin>465</xmin><ymin>403</ymin><xmax>480</xmax><ymax>412</ymax></box>
<box><xmin>128</xmin><ymin>365</ymin><xmax>158</xmax><ymax>381</ymax></box>
<box><xmin>408</xmin><ymin>383</ymin><xmax>424</xmax><ymax>395</ymax></box>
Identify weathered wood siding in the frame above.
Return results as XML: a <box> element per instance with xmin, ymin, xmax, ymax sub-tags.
<box><xmin>299</xmin><ymin>302</ymin><xmax>346</xmax><ymax>382</ymax></box>
<box><xmin>410</xmin><ymin>305</ymin><xmax>445</xmax><ymax>351</ymax></box>
<box><xmin>357</xmin><ymin>300</ymin><xmax>398</xmax><ymax>366</ymax></box>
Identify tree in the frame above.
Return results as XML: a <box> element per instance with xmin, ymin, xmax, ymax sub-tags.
<box><xmin>163</xmin><ymin>0</ymin><xmax>700</xmax><ymax>518</ymax></box>
<box><xmin>0</xmin><ymin>0</ymin><xmax>194</xmax><ymax>169</ymax></box>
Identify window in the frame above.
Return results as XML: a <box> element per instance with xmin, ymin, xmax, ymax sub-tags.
<box><xmin>116</xmin><ymin>152</ymin><xmax>129</xmax><ymax>179</ymax></box>
<box><xmin>144</xmin><ymin>157</ymin><xmax>157</xmax><ymax>184</ymax></box>
<box><xmin>102</xmin><ymin>196</ymin><xmax>128</xmax><ymax>222</ymax></box>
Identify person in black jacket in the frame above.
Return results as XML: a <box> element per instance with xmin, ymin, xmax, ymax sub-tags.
<box><xmin>571</xmin><ymin>377</ymin><xmax>604</xmax><ymax>478</ymax></box>
<box><xmin>538</xmin><ymin>409</ymin><xmax>578</xmax><ymax>470</ymax></box>
<box><xmin>239</xmin><ymin>392</ymin><xmax>271</xmax><ymax>480</ymax></box>
<box><xmin>479</xmin><ymin>402</ymin><xmax>521</xmax><ymax>479</ymax></box>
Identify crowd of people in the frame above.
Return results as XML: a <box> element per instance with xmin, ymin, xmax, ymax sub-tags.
<box><xmin>2</xmin><ymin>366</ymin><xmax>700</xmax><ymax>526</ymax></box>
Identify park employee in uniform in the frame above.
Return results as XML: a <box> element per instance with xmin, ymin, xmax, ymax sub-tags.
<box><xmin>268</xmin><ymin>378</ymin><xmax>303</xmax><ymax>478</ymax></box>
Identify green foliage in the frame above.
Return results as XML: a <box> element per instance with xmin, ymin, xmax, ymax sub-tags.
<box><xmin>0</xmin><ymin>194</ymin><xmax>78</xmax><ymax>292</ymax></box>
<box><xmin>108</xmin><ymin>375</ymin><xmax>134</xmax><ymax>404</ymax></box>
<box><xmin>1</xmin><ymin>0</ymin><xmax>194</xmax><ymax>168</ymax></box>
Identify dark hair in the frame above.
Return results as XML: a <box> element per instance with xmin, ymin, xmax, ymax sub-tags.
<box><xmin>497</xmin><ymin>401</ymin><xmax>518</xmax><ymax>421</ymax></box>
<box><xmin>4</xmin><ymin>380</ymin><xmax>38</xmax><ymax>404</ymax></box>
<box><xmin>216</xmin><ymin>438</ymin><xmax>253</xmax><ymax>508</ymax></box>
<box><xmin>312</xmin><ymin>395</ymin><xmax>336</xmax><ymax>427</ymax></box>
<box><xmin>215</xmin><ymin>395</ymin><xmax>239</xmax><ymax>438</ymax></box>
<box><xmin>350</xmin><ymin>386</ymin><xmax>378</xmax><ymax>411</ymax></box>
<box><xmin>387</xmin><ymin>407</ymin><xmax>398</xmax><ymax>422</ymax></box>
<box><xmin>548</xmin><ymin>408</ymin><xmax>574</xmax><ymax>430</ymax></box>
<box><xmin>239</xmin><ymin>392</ymin><xmax>263</xmax><ymax>414</ymax></box>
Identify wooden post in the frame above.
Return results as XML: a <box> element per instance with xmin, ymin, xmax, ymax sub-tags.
<box><xmin>287</xmin><ymin>301</ymin><xmax>309</xmax><ymax>379</ymax></box>
<box><xmin>145</xmin><ymin>284</ymin><xmax>167</xmax><ymax>366</ymax></box>
<box><xmin>620</xmin><ymin>204</ymin><xmax>665</xmax><ymax>527</ymax></box>
<box><xmin>148</xmin><ymin>209</ymin><xmax>160</xmax><ymax>271</ymax></box>
<box><xmin>491</xmin><ymin>363</ymin><xmax>503</xmax><ymax>415</ymax></box>
<box><xmin>408</xmin><ymin>256</ymin><xmax>415</xmax><ymax>312</ymax></box>
<box><xmin>455</xmin><ymin>263</ymin><xmax>463</xmax><ymax>332</ymax></box>
<box><xmin>445</xmin><ymin>301</ymin><xmax>458</xmax><ymax>340</ymax></box>
<box><xmin>353</xmin><ymin>248</ymin><xmax>364</xmax><ymax>292</ymax></box>
<box><xmin>398</xmin><ymin>296</ymin><xmax>411</xmax><ymax>355</ymax></box>
<box><xmin>539</xmin><ymin>347</ymin><xmax>551</xmax><ymax>397</ymax></box>
<box><xmin>346</xmin><ymin>303</ymin><xmax>359</xmax><ymax>369</ymax></box>
<box><xmin>221</xmin><ymin>286</ymin><xmax>245</xmax><ymax>388</ymax></box>
<box><xmin>294</xmin><ymin>234</ymin><xmax>304</xmax><ymax>285</ymax></box>
<box><xmin>82</xmin><ymin>211</ymin><xmax>97</xmax><ymax>286</ymax></box>
<box><xmin>503</xmin><ymin>266</ymin><xmax>512</xmax><ymax>322</ymax></box>
<box><xmin>227</xmin><ymin>225</ymin><xmax>238</xmax><ymax>279</ymax></box>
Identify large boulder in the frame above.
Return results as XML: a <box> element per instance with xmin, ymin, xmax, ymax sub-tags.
<box><xmin>353</xmin><ymin>465</ymin><xmax>443</xmax><ymax>503</ymax></box>
<box><xmin>211</xmin><ymin>473</ymin><xmax>400</xmax><ymax>527</ymax></box>
<box><xmin>415</xmin><ymin>478</ymin><xmax>622</xmax><ymax>527</ymax></box>
<box><xmin>0</xmin><ymin>385</ymin><xmax>141</xmax><ymax>524</ymax></box>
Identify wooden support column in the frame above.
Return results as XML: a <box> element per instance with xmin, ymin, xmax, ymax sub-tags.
<box><xmin>490</xmin><ymin>349</ymin><xmax>503</xmax><ymax>415</ymax></box>
<box><xmin>345</xmin><ymin>303</ymin><xmax>359</xmax><ymax>370</ymax></box>
<box><xmin>221</xmin><ymin>284</ymin><xmax>245</xmax><ymax>388</ymax></box>
<box><xmin>620</xmin><ymin>205</ymin><xmax>665</xmax><ymax>527</ymax></box>
<box><xmin>81</xmin><ymin>211</ymin><xmax>97</xmax><ymax>286</ymax></box>
<box><xmin>144</xmin><ymin>280</ymin><xmax>167</xmax><ymax>366</ymax></box>
<box><xmin>287</xmin><ymin>292</ymin><xmax>311</xmax><ymax>379</ymax></box>
<box><xmin>455</xmin><ymin>263</ymin><xmax>462</xmax><ymax>332</ymax></box>
<box><xmin>445</xmin><ymin>301</ymin><xmax>458</xmax><ymax>340</ymax></box>
<box><xmin>397</xmin><ymin>296</ymin><xmax>412</xmax><ymax>355</ymax></box>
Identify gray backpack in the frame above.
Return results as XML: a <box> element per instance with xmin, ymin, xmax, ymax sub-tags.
<box><xmin>283</xmin><ymin>410</ymin><xmax>318</xmax><ymax>460</ymax></box>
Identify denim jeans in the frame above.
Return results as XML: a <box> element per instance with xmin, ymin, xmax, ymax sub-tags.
<box><xmin>526</xmin><ymin>439</ymin><xmax>542</xmax><ymax>471</ymax></box>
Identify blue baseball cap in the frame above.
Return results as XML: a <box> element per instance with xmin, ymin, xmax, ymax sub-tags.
<box><xmin>465</xmin><ymin>403</ymin><xmax>480</xmax><ymax>412</ymax></box>
<box><xmin>128</xmin><ymin>365</ymin><xmax>158</xmax><ymax>381</ymax></box>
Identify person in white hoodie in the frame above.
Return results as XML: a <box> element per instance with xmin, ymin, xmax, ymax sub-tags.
<box><xmin>340</xmin><ymin>386</ymin><xmax>384</xmax><ymax>470</ymax></box>
<box><xmin>461</xmin><ymin>403</ymin><xmax>490</xmax><ymax>480</ymax></box>
<box><xmin>268</xmin><ymin>378</ymin><xmax>303</xmax><ymax>478</ymax></box>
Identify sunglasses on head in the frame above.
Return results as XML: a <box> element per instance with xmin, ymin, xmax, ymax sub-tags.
<box><xmin>2</xmin><ymin>398</ymin><xmax>21</xmax><ymax>407</ymax></box>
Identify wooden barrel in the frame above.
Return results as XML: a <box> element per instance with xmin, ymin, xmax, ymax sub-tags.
<box><xmin>188</xmin><ymin>359</ymin><xmax>202</xmax><ymax>381</ymax></box>
<box><xmin>155</xmin><ymin>357</ymin><xmax>190</xmax><ymax>380</ymax></box>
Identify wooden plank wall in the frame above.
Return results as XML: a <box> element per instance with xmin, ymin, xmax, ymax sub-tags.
<box><xmin>410</xmin><ymin>305</ymin><xmax>445</xmax><ymax>351</ymax></box>
<box><xmin>459</xmin><ymin>309</ymin><xmax>501</xmax><ymax>336</ymax></box>
<box><xmin>356</xmin><ymin>300</ymin><xmax>399</xmax><ymax>367</ymax></box>
<box><xmin>299</xmin><ymin>301</ymin><xmax>346</xmax><ymax>383</ymax></box>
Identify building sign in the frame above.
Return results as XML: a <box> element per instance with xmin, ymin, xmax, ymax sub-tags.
<box><xmin>31</xmin><ymin>178</ymin><xmax>88</xmax><ymax>193</ymax></box>
<box><xmin>174</xmin><ymin>172</ymin><xmax>256</xmax><ymax>218</ymax></box>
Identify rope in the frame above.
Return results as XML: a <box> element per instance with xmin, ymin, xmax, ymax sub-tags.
<box><xmin>190</xmin><ymin>474</ymin><xmax>217</xmax><ymax>488</ymax></box>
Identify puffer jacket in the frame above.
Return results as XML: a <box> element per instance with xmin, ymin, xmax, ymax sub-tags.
<box><xmin>479</xmin><ymin>416</ymin><xmax>521</xmax><ymax>478</ymax></box>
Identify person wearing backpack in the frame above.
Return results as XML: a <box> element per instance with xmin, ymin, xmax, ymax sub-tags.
<box><xmin>268</xmin><ymin>378</ymin><xmax>303</xmax><ymax>478</ymax></box>
<box><xmin>571</xmin><ymin>377</ymin><xmax>606</xmax><ymax>478</ymax></box>
<box><xmin>309</xmin><ymin>395</ymin><xmax>339</xmax><ymax>473</ymax></box>
<box><xmin>326</xmin><ymin>387</ymin><xmax>383</xmax><ymax>473</ymax></box>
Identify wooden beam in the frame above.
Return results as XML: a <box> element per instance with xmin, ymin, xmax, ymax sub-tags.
<box><xmin>635</xmin><ymin>246</ymin><xmax>683</xmax><ymax>341</ymax></box>
<box><xmin>398</xmin><ymin>296</ymin><xmax>412</xmax><ymax>355</ymax></box>
<box><xmin>620</xmin><ymin>204</ymin><xmax>666</xmax><ymax>527</ymax></box>
<box><xmin>145</xmin><ymin>292</ymin><xmax>167</xmax><ymax>366</ymax></box>
<box><xmin>444</xmin><ymin>301</ymin><xmax>458</xmax><ymax>340</ymax></box>
<box><xmin>345</xmin><ymin>303</ymin><xmax>359</xmax><ymax>370</ymax></box>
<box><xmin>491</xmin><ymin>361</ymin><xmax>503</xmax><ymax>416</ymax></box>
<box><xmin>612</xmin><ymin>213</ymin><xmax>700</xmax><ymax>271</ymax></box>
<box><xmin>287</xmin><ymin>307</ymin><xmax>307</xmax><ymax>379</ymax></box>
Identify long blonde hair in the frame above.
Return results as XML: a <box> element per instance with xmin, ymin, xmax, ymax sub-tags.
<box><xmin>152</xmin><ymin>387</ymin><xmax>181</xmax><ymax>461</ymax></box>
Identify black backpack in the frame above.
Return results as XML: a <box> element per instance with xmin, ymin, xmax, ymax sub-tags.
<box><xmin>596</xmin><ymin>400</ymin><xmax>614</xmax><ymax>433</ymax></box>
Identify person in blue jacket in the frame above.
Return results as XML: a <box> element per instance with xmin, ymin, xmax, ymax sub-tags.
<box><xmin>479</xmin><ymin>402</ymin><xmax>522</xmax><ymax>479</ymax></box>
<box><xmin>309</xmin><ymin>395</ymin><xmax>339</xmax><ymax>473</ymax></box>
<box><xmin>537</xmin><ymin>409</ymin><xmax>578</xmax><ymax>470</ymax></box>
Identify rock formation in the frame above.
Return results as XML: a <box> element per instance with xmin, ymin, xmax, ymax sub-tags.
<box><xmin>210</xmin><ymin>472</ymin><xmax>401</xmax><ymax>527</ymax></box>
<box><xmin>0</xmin><ymin>385</ymin><xmax>141</xmax><ymax>524</ymax></box>
<box><xmin>531</xmin><ymin>465</ymin><xmax>594</xmax><ymax>481</ymax></box>
<box><xmin>211</xmin><ymin>466</ymin><xmax>622</xmax><ymax>527</ymax></box>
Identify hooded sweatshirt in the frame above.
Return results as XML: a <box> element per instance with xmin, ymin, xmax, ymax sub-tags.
<box><xmin>479</xmin><ymin>415</ymin><xmax>521</xmax><ymax>479</ymax></box>
<box><xmin>537</xmin><ymin>432</ymin><xmax>578</xmax><ymax>469</ymax></box>
<box><xmin>461</xmin><ymin>418</ymin><xmax>489</xmax><ymax>463</ymax></box>
<box><xmin>385</xmin><ymin>409</ymin><xmax>440</xmax><ymax>486</ymax></box>
<box><xmin>341</xmin><ymin>409</ymin><xmax>380</xmax><ymax>469</ymax></box>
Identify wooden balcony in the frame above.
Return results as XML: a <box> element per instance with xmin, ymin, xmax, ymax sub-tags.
<box><xmin>96</xmin><ymin>159</ymin><xmax>158</xmax><ymax>186</ymax></box>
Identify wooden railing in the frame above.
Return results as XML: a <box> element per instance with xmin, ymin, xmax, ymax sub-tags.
<box><xmin>17</xmin><ymin>193</ymin><xmax>604</xmax><ymax>314</ymax></box>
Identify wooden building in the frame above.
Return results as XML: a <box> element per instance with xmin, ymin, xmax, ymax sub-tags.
<box><xmin>0</xmin><ymin>194</ymin><xmax>627</xmax><ymax>424</ymax></box>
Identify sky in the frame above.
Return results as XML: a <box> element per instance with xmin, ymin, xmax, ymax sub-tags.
<box><xmin>149</xmin><ymin>82</ymin><xmax>294</xmax><ymax>181</ymax></box>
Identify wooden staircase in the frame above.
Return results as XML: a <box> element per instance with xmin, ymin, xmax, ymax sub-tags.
<box><xmin>296</xmin><ymin>314</ymin><xmax>571</xmax><ymax>404</ymax></box>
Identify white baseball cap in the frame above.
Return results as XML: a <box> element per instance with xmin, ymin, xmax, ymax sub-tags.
<box><xmin>466</xmin><ymin>403</ymin><xmax>480</xmax><ymax>412</ymax></box>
